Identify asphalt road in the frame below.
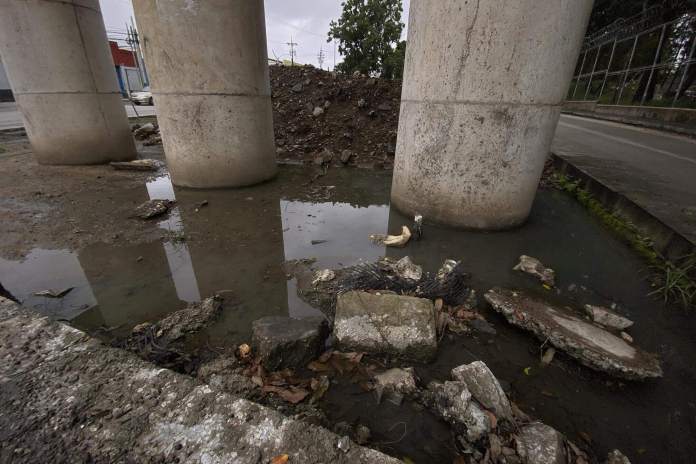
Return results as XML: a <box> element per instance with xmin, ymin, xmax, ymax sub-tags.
<box><xmin>552</xmin><ymin>114</ymin><xmax>696</xmax><ymax>244</ymax></box>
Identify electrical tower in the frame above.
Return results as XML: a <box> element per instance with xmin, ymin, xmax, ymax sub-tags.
<box><xmin>286</xmin><ymin>35</ymin><xmax>298</xmax><ymax>66</ymax></box>
<box><xmin>317</xmin><ymin>46</ymin><xmax>325</xmax><ymax>70</ymax></box>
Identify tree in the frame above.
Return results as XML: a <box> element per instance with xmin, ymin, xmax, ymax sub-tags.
<box><xmin>327</xmin><ymin>0</ymin><xmax>404</xmax><ymax>79</ymax></box>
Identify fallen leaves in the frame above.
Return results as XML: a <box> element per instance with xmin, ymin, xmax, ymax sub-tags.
<box><xmin>262</xmin><ymin>385</ymin><xmax>309</xmax><ymax>404</ymax></box>
<box><xmin>270</xmin><ymin>454</ymin><xmax>289</xmax><ymax>464</ymax></box>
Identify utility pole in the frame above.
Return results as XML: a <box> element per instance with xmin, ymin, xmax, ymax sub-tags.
<box><xmin>286</xmin><ymin>35</ymin><xmax>297</xmax><ymax>66</ymax></box>
<box><xmin>333</xmin><ymin>40</ymin><xmax>336</xmax><ymax>71</ymax></box>
<box><xmin>317</xmin><ymin>46</ymin><xmax>325</xmax><ymax>70</ymax></box>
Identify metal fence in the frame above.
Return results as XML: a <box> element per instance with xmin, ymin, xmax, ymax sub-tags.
<box><xmin>568</xmin><ymin>13</ymin><xmax>696</xmax><ymax>108</ymax></box>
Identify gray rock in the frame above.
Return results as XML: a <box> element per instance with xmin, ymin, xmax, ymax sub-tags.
<box><xmin>584</xmin><ymin>304</ymin><xmax>634</xmax><ymax>330</ymax></box>
<box><xmin>252</xmin><ymin>316</ymin><xmax>329</xmax><ymax>371</ymax></box>
<box><xmin>513</xmin><ymin>255</ymin><xmax>555</xmax><ymax>286</ymax></box>
<box><xmin>374</xmin><ymin>367</ymin><xmax>418</xmax><ymax>405</ymax></box>
<box><xmin>424</xmin><ymin>381</ymin><xmax>491</xmax><ymax>442</ymax></box>
<box><xmin>340</xmin><ymin>149</ymin><xmax>353</xmax><ymax>164</ymax></box>
<box><xmin>515</xmin><ymin>422</ymin><xmax>566</xmax><ymax>464</ymax></box>
<box><xmin>133</xmin><ymin>199</ymin><xmax>175</xmax><ymax>219</ymax></box>
<box><xmin>485</xmin><ymin>288</ymin><xmax>662</xmax><ymax>380</ymax></box>
<box><xmin>392</xmin><ymin>256</ymin><xmax>423</xmax><ymax>282</ymax></box>
<box><xmin>357</xmin><ymin>98</ymin><xmax>367</xmax><ymax>108</ymax></box>
<box><xmin>313</xmin><ymin>148</ymin><xmax>333</xmax><ymax>165</ymax></box>
<box><xmin>334</xmin><ymin>291</ymin><xmax>437</xmax><ymax>361</ymax></box>
<box><xmin>313</xmin><ymin>106</ymin><xmax>325</xmax><ymax>117</ymax></box>
<box><xmin>291</xmin><ymin>82</ymin><xmax>303</xmax><ymax>93</ymax></box>
<box><xmin>450</xmin><ymin>361</ymin><xmax>513</xmax><ymax>421</ymax></box>
<box><xmin>605</xmin><ymin>449</ymin><xmax>631</xmax><ymax>464</ymax></box>
<box><xmin>133</xmin><ymin>122</ymin><xmax>156</xmax><ymax>140</ymax></box>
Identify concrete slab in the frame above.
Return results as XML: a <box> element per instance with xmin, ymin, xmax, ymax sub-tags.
<box><xmin>484</xmin><ymin>288</ymin><xmax>662</xmax><ymax>380</ymax></box>
<box><xmin>0</xmin><ymin>297</ymin><xmax>399</xmax><ymax>463</ymax></box>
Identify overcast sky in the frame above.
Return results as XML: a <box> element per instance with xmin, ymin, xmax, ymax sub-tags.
<box><xmin>99</xmin><ymin>0</ymin><xmax>410</xmax><ymax>70</ymax></box>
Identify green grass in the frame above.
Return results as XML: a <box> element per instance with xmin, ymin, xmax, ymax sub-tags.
<box><xmin>0</xmin><ymin>145</ymin><xmax>6</xmax><ymax>154</ymax></box>
<box><xmin>553</xmin><ymin>172</ymin><xmax>695</xmax><ymax>310</ymax></box>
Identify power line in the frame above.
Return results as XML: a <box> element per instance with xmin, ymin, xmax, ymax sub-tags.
<box><xmin>286</xmin><ymin>35</ymin><xmax>298</xmax><ymax>66</ymax></box>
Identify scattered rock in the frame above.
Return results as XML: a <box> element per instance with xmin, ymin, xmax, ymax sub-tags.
<box><xmin>485</xmin><ymin>288</ymin><xmax>662</xmax><ymax>380</ymax></box>
<box><xmin>369</xmin><ymin>225</ymin><xmax>412</xmax><ymax>247</ymax></box>
<box><xmin>153</xmin><ymin>296</ymin><xmax>223</xmax><ymax>345</ymax></box>
<box><xmin>515</xmin><ymin>422</ymin><xmax>566</xmax><ymax>464</ymax></box>
<box><xmin>339</xmin><ymin>149</ymin><xmax>353</xmax><ymax>164</ymax></box>
<box><xmin>541</xmin><ymin>347</ymin><xmax>556</xmax><ymax>365</ymax></box>
<box><xmin>605</xmin><ymin>449</ymin><xmax>631</xmax><ymax>464</ymax></box>
<box><xmin>133</xmin><ymin>122</ymin><xmax>156</xmax><ymax>140</ymax></box>
<box><xmin>337</xmin><ymin>436</ymin><xmax>351</xmax><ymax>453</ymax></box>
<box><xmin>513</xmin><ymin>255</ymin><xmax>555</xmax><ymax>286</ymax></box>
<box><xmin>251</xmin><ymin>316</ymin><xmax>329</xmax><ymax>370</ymax></box>
<box><xmin>424</xmin><ymin>381</ymin><xmax>491</xmax><ymax>442</ymax></box>
<box><xmin>109</xmin><ymin>159</ymin><xmax>160</xmax><ymax>171</ymax></box>
<box><xmin>357</xmin><ymin>98</ymin><xmax>367</xmax><ymax>108</ymax></box>
<box><xmin>312</xmin><ymin>269</ymin><xmax>336</xmax><ymax>285</ymax></box>
<box><xmin>392</xmin><ymin>256</ymin><xmax>423</xmax><ymax>282</ymax></box>
<box><xmin>354</xmin><ymin>425</ymin><xmax>371</xmax><ymax>445</ymax></box>
<box><xmin>374</xmin><ymin>367</ymin><xmax>418</xmax><ymax>405</ymax></box>
<box><xmin>584</xmin><ymin>304</ymin><xmax>634</xmax><ymax>331</ymax></box>
<box><xmin>133</xmin><ymin>199</ymin><xmax>175</xmax><ymax>219</ymax></box>
<box><xmin>334</xmin><ymin>291</ymin><xmax>437</xmax><ymax>361</ymax></box>
<box><xmin>313</xmin><ymin>148</ymin><xmax>333</xmax><ymax>166</ymax></box>
<box><xmin>291</xmin><ymin>82</ymin><xmax>303</xmax><ymax>93</ymax></box>
<box><xmin>313</xmin><ymin>106</ymin><xmax>325</xmax><ymax>117</ymax></box>
<box><xmin>620</xmin><ymin>331</ymin><xmax>634</xmax><ymax>343</ymax></box>
<box><xmin>450</xmin><ymin>361</ymin><xmax>513</xmax><ymax>421</ymax></box>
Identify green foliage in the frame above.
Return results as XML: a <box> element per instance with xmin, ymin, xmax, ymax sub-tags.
<box><xmin>553</xmin><ymin>173</ymin><xmax>695</xmax><ymax>309</ymax></box>
<box><xmin>328</xmin><ymin>0</ymin><xmax>405</xmax><ymax>79</ymax></box>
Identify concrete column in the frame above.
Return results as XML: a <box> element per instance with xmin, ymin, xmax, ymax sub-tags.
<box><xmin>392</xmin><ymin>0</ymin><xmax>593</xmax><ymax>229</ymax></box>
<box><xmin>0</xmin><ymin>0</ymin><xmax>136</xmax><ymax>165</ymax></box>
<box><xmin>131</xmin><ymin>0</ymin><xmax>277</xmax><ymax>188</ymax></box>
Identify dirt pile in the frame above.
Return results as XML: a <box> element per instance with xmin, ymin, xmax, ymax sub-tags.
<box><xmin>270</xmin><ymin>65</ymin><xmax>401</xmax><ymax>168</ymax></box>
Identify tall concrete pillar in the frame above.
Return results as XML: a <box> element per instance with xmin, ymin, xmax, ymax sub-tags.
<box><xmin>0</xmin><ymin>0</ymin><xmax>136</xmax><ymax>165</ymax></box>
<box><xmin>392</xmin><ymin>0</ymin><xmax>593</xmax><ymax>229</ymax></box>
<box><xmin>132</xmin><ymin>0</ymin><xmax>277</xmax><ymax>188</ymax></box>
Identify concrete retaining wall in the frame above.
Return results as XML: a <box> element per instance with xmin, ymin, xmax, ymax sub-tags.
<box><xmin>0</xmin><ymin>297</ymin><xmax>399</xmax><ymax>464</ymax></box>
<box><xmin>563</xmin><ymin>101</ymin><xmax>696</xmax><ymax>136</ymax></box>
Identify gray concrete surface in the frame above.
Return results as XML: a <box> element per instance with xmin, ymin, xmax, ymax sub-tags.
<box><xmin>0</xmin><ymin>0</ymin><xmax>135</xmax><ymax>164</ymax></box>
<box><xmin>391</xmin><ymin>0</ymin><xmax>593</xmax><ymax>229</ymax></box>
<box><xmin>553</xmin><ymin>114</ymin><xmax>696</xmax><ymax>245</ymax></box>
<box><xmin>132</xmin><ymin>0</ymin><xmax>277</xmax><ymax>188</ymax></box>
<box><xmin>0</xmin><ymin>296</ymin><xmax>399</xmax><ymax>464</ymax></box>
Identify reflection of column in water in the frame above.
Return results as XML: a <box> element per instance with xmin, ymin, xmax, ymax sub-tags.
<box><xmin>280</xmin><ymin>199</ymin><xmax>390</xmax><ymax>318</ymax></box>
<box><xmin>146</xmin><ymin>174</ymin><xmax>201</xmax><ymax>303</ymax></box>
<box><xmin>74</xmin><ymin>182</ymin><xmax>185</xmax><ymax>332</ymax></box>
<box><xmin>174</xmin><ymin>183</ymin><xmax>289</xmax><ymax>344</ymax></box>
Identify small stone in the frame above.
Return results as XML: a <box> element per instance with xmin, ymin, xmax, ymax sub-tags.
<box><xmin>339</xmin><ymin>149</ymin><xmax>353</xmax><ymax>164</ymax></box>
<box><xmin>451</xmin><ymin>361</ymin><xmax>513</xmax><ymax>421</ymax></box>
<box><xmin>354</xmin><ymin>424</ymin><xmax>371</xmax><ymax>445</ymax></box>
<box><xmin>337</xmin><ymin>436</ymin><xmax>351</xmax><ymax>453</ymax></box>
<box><xmin>133</xmin><ymin>123</ymin><xmax>156</xmax><ymax>140</ymax></box>
<box><xmin>291</xmin><ymin>83</ymin><xmax>303</xmax><ymax>93</ymax></box>
<box><xmin>584</xmin><ymin>304</ymin><xmax>634</xmax><ymax>331</ymax></box>
<box><xmin>392</xmin><ymin>256</ymin><xmax>423</xmax><ymax>282</ymax></box>
<box><xmin>374</xmin><ymin>367</ymin><xmax>418</xmax><ymax>405</ymax></box>
<box><xmin>323</xmin><ymin>100</ymin><xmax>331</xmax><ymax>108</ymax></box>
<box><xmin>334</xmin><ymin>291</ymin><xmax>437</xmax><ymax>361</ymax></box>
<box><xmin>513</xmin><ymin>255</ymin><xmax>555</xmax><ymax>286</ymax></box>
<box><xmin>313</xmin><ymin>148</ymin><xmax>333</xmax><ymax>165</ymax></box>
<box><xmin>515</xmin><ymin>422</ymin><xmax>566</xmax><ymax>464</ymax></box>
<box><xmin>357</xmin><ymin>98</ymin><xmax>367</xmax><ymax>108</ymax></box>
<box><xmin>620</xmin><ymin>332</ymin><xmax>633</xmax><ymax>343</ymax></box>
<box><xmin>605</xmin><ymin>449</ymin><xmax>631</xmax><ymax>464</ymax></box>
<box><xmin>312</xmin><ymin>269</ymin><xmax>335</xmax><ymax>285</ymax></box>
<box><xmin>312</xmin><ymin>106</ymin><xmax>324</xmax><ymax>117</ymax></box>
<box><xmin>251</xmin><ymin>316</ymin><xmax>329</xmax><ymax>370</ymax></box>
<box><xmin>133</xmin><ymin>199</ymin><xmax>174</xmax><ymax>219</ymax></box>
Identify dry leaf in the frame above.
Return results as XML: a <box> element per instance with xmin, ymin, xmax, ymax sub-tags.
<box><xmin>484</xmin><ymin>410</ymin><xmax>498</xmax><ymax>429</ymax></box>
<box><xmin>263</xmin><ymin>385</ymin><xmax>310</xmax><ymax>404</ymax></box>
<box><xmin>271</xmin><ymin>454</ymin><xmax>289</xmax><ymax>464</ymax></box>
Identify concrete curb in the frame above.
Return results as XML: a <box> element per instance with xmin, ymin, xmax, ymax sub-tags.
<box><xmin>551</xmin><ymin>153</ymin><xmax>695</xmax><ymax>261</ymax></box>
<box><xmin>0</xmin><ymin>297</ymin><xmax>399</xmax><ymax>464</ymax></box>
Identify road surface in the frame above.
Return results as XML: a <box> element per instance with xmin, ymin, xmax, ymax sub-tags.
<box><xmin>2</xmin><ymin>101</ymin><xmax>694</xmax><ymax>242</ymax></box>
<box><xmin>552</xmin><ymin>114</ymin><xmax>696</xmax><ymax>245</ymax></box>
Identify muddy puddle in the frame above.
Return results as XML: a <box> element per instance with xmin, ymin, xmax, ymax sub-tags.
<box><xmin>1</xmin><ymin>165</ymin><xmax>695</xmax><ymax>463</ymax></box>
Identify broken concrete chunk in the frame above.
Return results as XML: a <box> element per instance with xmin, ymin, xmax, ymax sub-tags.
<box><xmin>334</xmin><ymin>291</ymin><xmax>437</xmax><ymax>361</ymax></box>
<box><xmin>451</xmin><ymin>361</ymin><xmax>513</xmax><ymax>421</ymax></box>
<box><xmin>134</xmin><ymin>199</ymin><xmax>175</xmax><ymax>219</ymax></box>
<box><xmin>513</xmin><ymin>255</ymin><xmax>555</xmax><ymax>286</ymax></box>
<box><xmin>251</xmin><ymin>316</ymin><xmax>329</xmax><ymax>371</ymax></box>
<box><xmin>515</xmin><ymin>422</ymin><xmax>566</xmax><ymax>464</ymax></box>
<box><xmin>197</xmin><ymin>356</ymin><xmax>260</xmax><ymax>398</ymax></box>
<box><xmin>312</xmin><ymin>269</ymin><xmax>336</xmax><ymax>285</ymax></box>
<box><xmin>605</xmin><ymin>449</ymin><xmax>631</xmax><ymax>464</ymax></box>
<box><xmin>133</xmin><ymin>122</ymin><xmax>157</xmax><ymax>140</ymax></box>
<box><xmin>110</xmin><ymin>159</ymin><xmax>160</xmax><ymax>171</ymax></box>
<box><xmin>485</xmin><ymin>288</ymin><xmax>662</xmax><ymax>380</ymax></box>
<box><xmin>424</xmin><ymin>381</ymin><xmax>491</xmax><ymax>442</ymax></box>
<box><xmin>584</xmin><ymin>304</ymin><xmax>634</xmax><ymax>331</ymax></box>
<box><xmin>374</xmin><ymin>367</ymin><xmax>418</xmax><ymax>405</ymax></box>
<box><xmin>313</xmin><ymin>106</ymin><xmax>325</xmax><ymax>117</ymax></box>
<box><xmin>155</xmin><ymin>296</ymin><xmax>223</xmax><ymax>344</ymax></box>
<box><xmin>369</xmin><ymin>225</ymin><xmax>412</xmax><ymax>247</ymax></box>
<box><xmin>291</xmin><ymin>82</ymin><xmax>303</xmax><ymax>93</ymax></box>
<box><xmin>392</xmin><ymin>256</ymin><xmax>422</xmax><ymax>282</ymax></box>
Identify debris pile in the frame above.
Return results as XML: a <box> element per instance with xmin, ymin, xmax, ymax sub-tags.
<box><xmin>131</xmin><ymin>122</ymin><xmax>162</xmax><ymax>146</ymax></box>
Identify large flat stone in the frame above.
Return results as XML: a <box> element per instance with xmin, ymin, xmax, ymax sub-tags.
<box><xmin>334</xmin><ymin>291</ymin><xmax>437</xmax><ymax>361</ymax></box>
<box><xmin>0</xmin><ymin>297</ymin><xmax>399</xmax><ymax>464</ymax></box>
<box><xmin>484</xmin><ymin>288</ymin><xmax>662</xmax><ymax>380</ymax></box>
<box><xmin>251</xmin><ymin>316</ymin><xmax>328</xmax><ymax>370</ymax></box>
